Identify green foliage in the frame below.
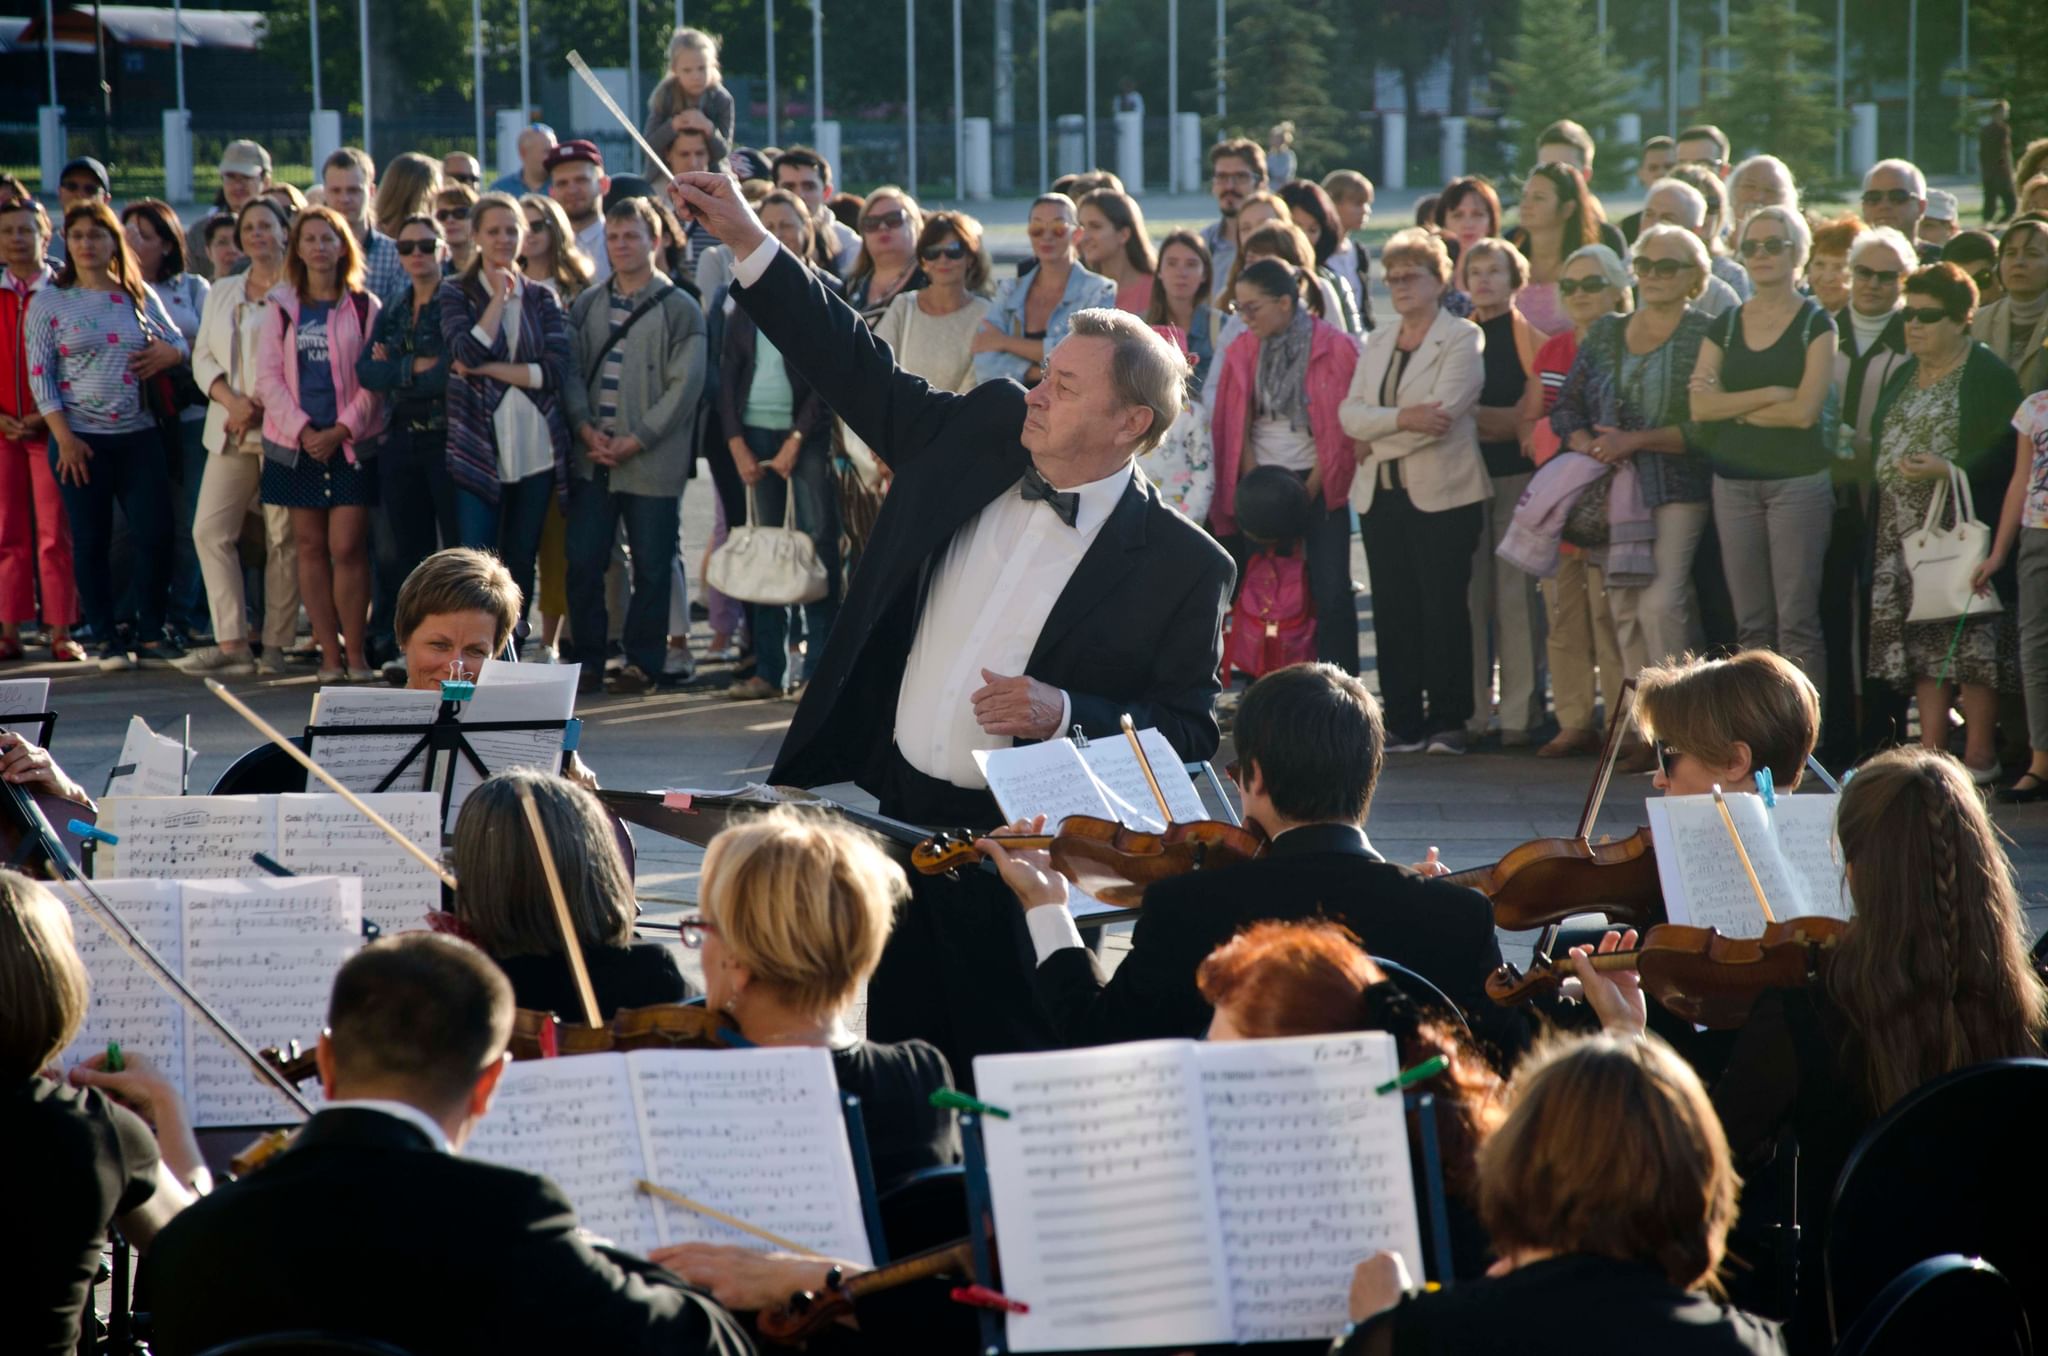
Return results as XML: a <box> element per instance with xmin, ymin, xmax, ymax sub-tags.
<box><xmin>1697</xmin><ymin>0</ymin><xmax>1844</xmax><ymax>186</ymax></box>
<box><xmin>1494</xmin><ymin>0</ymin><xmax>1634</xmax><ymax>179</ymax></box>
<box><xmin>1211</xmin><ymin>0</ymin><xmax>1346</xmax><ymax>175</ymax></box>
<box><xmin>1951</xmin><ymin>0</ymin><xmax>2048</xmax><ymax>152</ymax></box>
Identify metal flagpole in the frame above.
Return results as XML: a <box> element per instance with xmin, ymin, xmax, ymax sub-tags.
<box><xmin>1957</xmin><ymin>0</ymin><xmax>1969</xmax><ymax>175</ymax></box>
<box><xmin>1036</xmin><ymin>0</ymin><xmax>1046</xmax><ymax>187</ymax></box>
<box><xmin>1084</xmin><ymin>0</ymin><xmax>1095</xmax><ymax>168</ymax></box>
<box><xmin>765</xmin><ymin>0</ymin><xmax>777</xmax><ymax>147</ymax></box>
<box><xmin>629</xmin><ymin>0</ymin><xmax>641</xmax><ymax>131</ymax></box>
<box><xmin>905</xmin><ymin>0</ymin><xmax>917</xmax><ymax>193</ymax></box>
<box><xmin>1905</xmin><ymin>0</ymin><xmax>1917</xmax><ymax>163</ymax></box>
<box><xmin>813</xmin><ymin>0</ymin><xmax>824</xmax><ymax>141</ymax></box>
<box><xmin>1666</xmin><ymin>0</ymin><xmax>1678</xmax><ymax>136</ymax></box>
<box><xmin>359</xmin><ymin>0</ymin><xmax>371</xmax><ymax>158</ymax></box>
<box><xmin>1167</xmin><ymin>0</ymin><xmax>1178</xmax><ymax>191</ymax></box>
<box><xmin>520</xmin><ymin>0</ymin><xmax>530</xmax><ymax>117</ymax></box>
<box><xmin>1215</xmin><ymin>0</ymin><xmax>1224</xmax><ymax>121</ymax></box>
<box><xmin>472</xmin><ymin>0</ymin><xmax>485</xmax><ymax>162</ymax></box>
<box><xmin>44</xmin><ymin>0</ymin><xmax>57</xmax><ymax>105</ymax></box>
<box><xmin>1834</xmin><ymin>0</ymin><xmax>1844</xmax><ymax>178</ymax></box>
<box><xmin>172</xmin><ymin>0</ymin><xmax>186</xmax><ymax>112</ymax></box>
<box><xmin>953</xmin><ymin>0</ymin><xmax>964</xmax><ymax>198</ymax></box>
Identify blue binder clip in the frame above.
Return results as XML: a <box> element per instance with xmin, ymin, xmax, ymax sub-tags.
<box><xmin>562</xmin><ymin>717</ymin><xmax>583</xmax><ymax>753</ymax></box>
<box><xmin>71</xmin><ymin>820</ymin><xmax>117</xmax><ymax>846</ymax></box>
<box><xmin>1753</xmin><ymin>767</ymin><xmax>1776</xmax><ymax>808</ymax></box>
<box><xmin>440</xmin><ymin>679</ymin><xmax>477</xmax><ymax>703</ymax></box>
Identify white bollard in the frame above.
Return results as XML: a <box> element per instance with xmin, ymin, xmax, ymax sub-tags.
<box><xmin>1115</xmin><ymin>110</ymin><xmax>1143</xmax><ymax>192</ymax></box>
<box><xmin>1057</xmin><ymin>114</ymin><xmax>1087</xmax><ymax>177</ymax></box>
<box><xmin>1851</xmin><ymin>103</ymin><xmax>1878</xmax><ymax>179</ymax></box>
<box><xmin>162</xmin><ymin>109</ymin><xmax>193</xmax><ymax>205</ymax></box>
<box><xmin>1440</xmin><ymin>116</ymin><xmax>1466</xmax><ymax>184</ymax></box>
<box><xmin>1381</xmin><ymin>110</ymin><xmax>1407</xmax><ymax>191</ymax></box>
<box><xmin>311</xmin><ymin>110</ymin><xmax>342</xmax><ymax>176</ymax></box>
<box><xmin>1615</xmin><ymin>112</ymin><xmax>1641</xmax><ymax>154</ymax></box>
<box><xmin>1175</xmin><ymin>112</ymin><xmax>1203</xmax><ymax>195</ymax></box>
<box><xmin>815</xmin><ymin>119</ymin><xmax>843</xmax><ymax>187</ymax></box>
<box><xmin>962</xmin><ymin>117</ymin><xmax>992</xmax><ymax>200</ymax></box>
<box><xmin>496</xmin><ymin>109</ymin><xmax>527</xmax><ymax>182</ymax></box>
<box><xmin>38</xmin><ymin>108</ymin><xmax>66</xmax><ymax>196</ymax></box>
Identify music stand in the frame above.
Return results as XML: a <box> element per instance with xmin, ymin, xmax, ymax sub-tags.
<box><xmin>303</xmin><ymin>695</ymin><xmax>579</xmax><ymax>829</ymax></box>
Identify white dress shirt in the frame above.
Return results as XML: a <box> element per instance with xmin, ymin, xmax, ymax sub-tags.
<box><xmin>576</xmin><ymin>215</ymin><xmax>613</xmax><ymax>284</ymax></box>
<box><xmin>476</xmin><ymin>281</ymin><xmax>554</xmax><ymax>483</ymax></box>
<box><xmin>732</xmin><ymin>236</ymin><xmax>1135</xmax><ymax>788</ymax></box>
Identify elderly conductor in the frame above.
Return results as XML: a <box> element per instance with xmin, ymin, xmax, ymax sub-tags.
<box><xmin>670</xmin><ymin>171</ymin><xmax>1235</xmax><ymax>1064</ymax></box>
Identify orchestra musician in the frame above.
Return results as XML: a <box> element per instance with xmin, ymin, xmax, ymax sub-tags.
<box><xmin>450</xmin><ymin>769</ymin><xmax>696</xmax><ymax>1016</ymax></box>
<box><xmin>143</xmin><ymin>933</ymin><xmax>753</xmax><ymax>1356</ymax></box>
<box><xmin>1635</xmin><ymin>649</ymin><xmax>1821</xmax><ymax>798</ymax></box>
<box><xmin>1</xmin><ymin>729</ymin><xmax>97</xmax><ymax>868</ymax></box>
<box><xmin>1340</xmin><ymin>1033</ymin><xmax>1787</xmax><ymax>1355</ymax></box>
<box><xmin>1197</xmin><ymin>919</ymin><xmax>1507</xmax><ymax>1279</ymax></box>
<box><xmin>982</xmin><ymin>663</ymin><xmax>1526</xmax><ymax>1056</ymax></box>
<box><xmin>669</xmin><ymin>169</ymin><xmax>1235</xmax><ymax>1066</ymax></box>
<box><xmin>3</xmin><ymin>871</ymin><xmax>204</xmax><ymax>1355</ymax></box>
<box><xmin>1571</xmin><ymin>746</ymin><xmax>2047</xmax><ymax>1350</ymax></box>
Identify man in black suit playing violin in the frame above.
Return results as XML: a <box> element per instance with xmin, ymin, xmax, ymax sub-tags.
<box><xmin>144</xmin><ymin>934</ymin><xmax>752</xmax><ymax>1356</ymax></box>
<box><xmin>670</xmin><ymin>172</ymin><xmax>1235</xmax><ymax>1070</ymax></box>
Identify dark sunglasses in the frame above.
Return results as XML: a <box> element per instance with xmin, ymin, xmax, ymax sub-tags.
<box><xmin>60</xmin><ymin>181</ymin><xmax>102</xmax><ymax>196</ymax></box>
<box><xmin>1555</xmin><ymin>277</ymin><xmax>1610</xmax><ymax>296</ymax></box>
<box><xmin>1851</xmin><ymin>265</ymin><xmax>1900</xmax><ymax>285</ymax></box>
<box><xmin>1861</xmin><ymin>188</ymin><xmax>1916</xmax><ymax>206</ymax></box>
<box><xmin>1738</xmin><ymin>236</ymin><xmax>1791</xmax><ymax>258</ymax></box>
<box><xmin>449</xmin><ymin>173</ymin><xmax>481</xmax><ymax>186</ymax></box>
<box><xmin>393</xmin><ymin>239</ymin><xmax>439</xmax><ymax>256</ymax></box>
<box><xmin>919</xmin><ymin>241</ymin><xmax>968</xmax><ymax>262</ymax></box>
<box><xmin>860</xmin><ymin>209</ymin><xmax>907</xmax><ymax>232</ymax></box>
<box><xmin>1653</xmin><ymin>743</ymin><xmax>1684</xmax><ymax>780</ymax></box>
<box><xmin>1900</xmin><ymin>306</ymin><xmax>1954</xmax><ymax>326</ymax></box>
<box><xmin>436</xmin><ymin>207</ymin><xmax>470</xmax><ymax>222</ymax></box>
<box><xmin>1971</xmin><ymin>269</ymin><xmax>1996</xmax><ymax>291</ymax></box>
<box><xmin>1631</xmin><ymin>257</ymin><xmax>1695</xmax><ymax>279</ymax></box>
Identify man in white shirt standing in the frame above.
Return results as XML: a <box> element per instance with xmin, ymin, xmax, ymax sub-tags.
<box><xmin>671</xmin><ymin>169</ymin><xmax>1235</xmax><ymax>1066</ymax></box>
<box><xmin>546</xmin><ymin>139</ymin><xmax>613</xmax><ymax>284</ymax></box>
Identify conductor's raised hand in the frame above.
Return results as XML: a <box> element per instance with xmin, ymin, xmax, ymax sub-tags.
<box><xmin>668</xmin><ymin>172</ymin><xmax>770</xmax><ymax>257</ymax></box>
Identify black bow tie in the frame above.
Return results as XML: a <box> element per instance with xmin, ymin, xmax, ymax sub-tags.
<box><xmin>1019</xmin><ymin>464</ymin><xmax>1081</xmax><ymax>528</ymax></box>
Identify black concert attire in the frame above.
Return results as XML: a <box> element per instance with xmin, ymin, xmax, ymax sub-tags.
<box><xmin>725</xmin><ymin>241</ymin><xmax>1235</xmax><ymax>1078</ymax></box>
<box><xmin>143</xmin><ymin>1107</ymin><xmax>753</xmax><ymax>1356</ymax></box>
<box><xmin>1341</xmin><ymin>1253</ymin><xmax>1787</xmax><ymax>1356</ymax></box>
<box><xmin>7</xmin><ymin>1078</ymin><xmax>161</xmax><ymax>1355</ymax></box>
<box><xmin>831</xmin><ymin>1038</ymin><xmax>960</xmax><ymax>1187</ymax></box>
<box><xmin>1031</xmin><ymin>824</ymin><xmax>1526</xmax><ymax>1059</ymax></box>
<box><xmin>493</xmin><ymin>941</ymin><xmax>698</xmax><ymax>1020</ymax></box>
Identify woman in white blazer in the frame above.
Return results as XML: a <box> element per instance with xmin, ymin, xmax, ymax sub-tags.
<box><xmin>1340</xmin><ymin>227</ymin><xmax>1490</xmax><ymax>754</ymax></box>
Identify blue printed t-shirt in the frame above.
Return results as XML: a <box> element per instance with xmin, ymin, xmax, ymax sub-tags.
<box><xmin>296</xmin><ymin>300</ymin><xmax>339</xmax><ymax>428</ymax></box>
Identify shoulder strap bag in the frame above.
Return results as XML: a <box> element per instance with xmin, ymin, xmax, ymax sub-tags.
<box><xmin>583</xmin><ymin>283</ymin><xmax>679</xmax><ymax>385</ymax></box>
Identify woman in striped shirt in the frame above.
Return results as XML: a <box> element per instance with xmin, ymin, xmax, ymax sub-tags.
<box><xmin>24</xmin><ymin>201</ymin><xmax>188</xmax><ymax>671</ymax></box>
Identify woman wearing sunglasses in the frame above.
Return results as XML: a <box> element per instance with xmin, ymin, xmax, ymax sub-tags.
<box><xmin>972</xmin><ymin>193</ymin><xmax>1117</xmax><ymax>388</ymax></box>
<box><xmin>1691</xmin><ymin>205</ymin><xmax>1838</xmax><ymax>699</ymax></box>
<box><xmin>1867</xmin><ymin>262</ymin><xmax>2025</xmax><ymax>785</ymax></box>
<box><xmin>1548</xmin><ymin>225</ymin><xmax>1716</xmax><ymax>769</ymax></box>
<box><xmin>868</xmin><ymin>211</ymin><xmax>990</xmax><ymax>396</ymax></box>
<box><xmin>842</xmin><ymin>186</ymin><xmax>925</xmax><ymax>320</ymax></box>
<box><xmin>1969</xmin><ymin>213</ymin><xmax>2048</xmax><ymax>396</ymax></box>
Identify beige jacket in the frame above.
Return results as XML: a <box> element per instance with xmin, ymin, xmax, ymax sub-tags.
<box><xmin>1340</xmin><ymin>306</ymin><xmax>1490</xmax><ymax>515</ymax></box>
<box><xmin>1970</xmin><ymin>296</ymin><xmax>2048</xmax><ymax>395</ymax></box>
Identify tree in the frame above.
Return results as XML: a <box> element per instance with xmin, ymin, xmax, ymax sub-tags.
<box><xmin>1494</xmin><ymin>0</ymin><xmax>1634</xmax><ymax>180</ymax></box>
<box><xmin>1953</xmin><ymin>0</ymin><xmax>2048</xmax><ymax>160</ymax></box>
<box><xmin>1212</xmin><ymin>0</ymin><xmax>1345</xmax><ymax>175</ymax></box>
<box><xmin>1697</xmin><ymin>0</ymin><xmax>1844</xmax><ymax>186</ymax></box>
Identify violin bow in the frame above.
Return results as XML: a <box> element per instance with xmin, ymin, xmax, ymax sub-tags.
<box><xmin>1119</xmin><ymin>713</ymin><xmax>1175</xmax><ymax>828</ymax></box>
<box><xmin>202</xmin><ymin>678</ymin><xmax>458</xmax><ymax>891</ymax></box>
<box><xmin>1710</xmin><ymin>784</ymin><xmax>1777</xmax><ymax>925</ymax></box>
<box><xmin>1575</xmin><ymin>677</ymin><xmax>1639</xmax><ymax>844</ymax></box>
<box><xmin>515</xmin><ymin>780</ymin><xmax>603</xmax><ymax>1029</ymax></box>
<box><xmin>567</xmin><ymin>51</ymin><xmax>676</xmax><ymax>185</ymax></box>
<box><xmin>637</xmin><ymin>1177</ymin><xmax>825</xmax><ymax>1255</ymax></box>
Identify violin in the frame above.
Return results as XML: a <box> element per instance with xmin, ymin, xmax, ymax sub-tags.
<box><xmin>508</xmin><ymin>1002</ymin><xmax>742</xmax><ymax>1060</ymax></box>
<box><xmin>1443</xmin><ymin>679</ymin><xmax>1665</xmax><ymax>933</ymax></box>
<box><xmin>1485</xmin><ymin>916</ymin><xmax>1849</xmax><ymax>1029</ymax></box>
<box><xmin>913</xmin><ymin>813</ymin><xmax>1268</xmax><ymax>905</ymax></box>
<box><xmin>756</xmin><ymin>1237</ymin><xmax>977</xmax><ymax>1346</ymax></box>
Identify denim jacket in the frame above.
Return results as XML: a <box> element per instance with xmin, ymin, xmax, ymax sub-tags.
<box><xmin>972</xmin><ymin>262</ymin><xmax>1118</xmax><ymax>386</ymax></box>
<box><xmin>356</xmin><ymin>287</ymin><xmax>449</xmax><ymax>437</ymax></box>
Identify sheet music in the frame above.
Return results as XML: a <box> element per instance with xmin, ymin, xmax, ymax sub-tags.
<box><xmin>975</xmin><ymin>1042</ymin><xmax>1234</xmax><ymax>1352</ymax></box>
<box><xmin>629</xmin><ymin>1047</ymin><xmax>875</xmax><ymax>1264</ymax></box>
<box><xmin>975</xmin><ymin>740</ymin><xmax>1118</xmax><ymax>831</ymax></box>
<box><xmin>61</xmin><ymin>880</ymin><xmax>187</xmax><ymax>1084</ymax></box>
<box><xmin>101</xmin><ymin>796</ymin><xmax>274</xmax><ymax>879</ymax></box>
<box><xmin>464</xmin><ymin>1055</ymin><xmax>664</xmax><ymax>1253</ymax></box>
<box><xmin>1079</xmin><ymin>730</ymin><xmax>1208</xmax><ymax>831</ymax></box>
<box><xmin>0</xmin><ymin>676</ymin><xmax>51</xmax><ymax>743</ymax></box>
<box><xmin>442</xmin><ymin>659</ymin><xmax>580</xmax><ymax>832</ymax></box>
<box><xmin>1648</xmin><ymin>792</ymin><xmax>1842</xmax><ymax>934</ymax></box>
<box><xmin>180</xmin><ymin>877</ymin><xmax>359</xmax><ymax>1126</ymax></box>
<box><xmin>1198</xmin><ymin>1033</ymin><xmax>1425</xmax><ymax>1343</ymax></box>
<box><xmin>276</xmin><ymin>792</ymin><xmax>443</xmax><ymax>927</ymax></box>
<box><xmin>306</xmin><ymin>686</ymin><xmax>441</xmax><ymax>793</ymax></box>
<box><xmin>105</xmin><ymin>715</ymin><xmax>189</xmax><ymax>798</ymax></box>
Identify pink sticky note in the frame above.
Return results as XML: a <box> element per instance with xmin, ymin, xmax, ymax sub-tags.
<box><xmin>662</xmin><ymin>791</ymin><xmax>694</xmax><ymax>811</ymax></box>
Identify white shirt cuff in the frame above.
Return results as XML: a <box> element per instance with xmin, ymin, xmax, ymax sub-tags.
<box><xmin>1025</xmin><ymin>901</ymin><xmax>1086</xmax><ymax>962</ymax></box>
<box><xmin>470</xmin><ymin>323</ymin><xmax>494</xmax><ymax>345</ymax></box>
<box><xmin>732</xmin><ymin>236</ymin><xmax>783</xmax><ymax>290</ymax></box>
<box><xmin>1056</xmin><ymin>689</ymin><xmax>1072</xmax><ymax>741</ymax></box>
<box><xmin>526</xmin><ymin>363</ymin><xmax>543</xmax><ymax>388</ymax></box>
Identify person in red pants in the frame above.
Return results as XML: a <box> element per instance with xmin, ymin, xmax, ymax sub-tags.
<box><xmin>0</xmin><ymin>194</ymin><xmax>81</xmax><ymax>661</ymax></box>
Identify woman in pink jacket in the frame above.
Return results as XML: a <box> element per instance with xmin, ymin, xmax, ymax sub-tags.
<box><xmin>256</xmin><ymin>206</ymin><xmax>383</xmax><ymax>682</ymax></box>
<box><xmin>1209</xmin><ymin>256</ymin><xmax>1362</xmax><ymax>671</ymax></box>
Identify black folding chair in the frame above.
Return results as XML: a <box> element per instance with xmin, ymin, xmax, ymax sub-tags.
<box><xmin>1374</xmin><ymin>957</ymin><xmax>1474</xmax><ymax>1041</ymax></box>
<box><xmin>1825</xmin><ymin>1058</ymin><xmax>2048</xmax><ymax>1344</ymax></box>
<box><xmin>1832</xmin><ymin>1255</ymin><xmax>2032</xmax><ymax>1356</ymax></box>
<box><xmin>876</xmin><ymin>1163</ymin><xmax>969</xmax><ymax>1260</ymax></box>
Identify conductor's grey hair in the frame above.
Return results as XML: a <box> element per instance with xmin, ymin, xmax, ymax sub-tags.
<box><xmin>1065</xmin><ymin>308</ymin><xmax>1190</xmax><ymax>455</ymax></box>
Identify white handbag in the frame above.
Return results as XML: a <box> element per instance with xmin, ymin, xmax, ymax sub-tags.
<box><xmin>705</xmin><ymin>485</ymin><xmax>830</xmax><ymax>606</ymax></box>
<box><xmin>1904</xmin><ymin>461</ymin><xmax>2003</xmax><ymax>624</ymax></box>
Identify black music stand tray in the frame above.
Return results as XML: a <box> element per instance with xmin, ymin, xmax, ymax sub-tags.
<box><xmin>304</xmin><ymin>698</ymin><xmax>577</xmax><ymax>828</ymax></box>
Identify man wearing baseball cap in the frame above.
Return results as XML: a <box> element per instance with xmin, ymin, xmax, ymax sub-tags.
<box><xmin>48</xmin><ymin>157</ymin><xmax>110</xmax><ymax>263</ymax></box>
<box><xmin>544</xmin><ymin>139</ymin><xmax>612</xmax><ymax>283</ymax></box>
<box><xmin>1919</xmin><ymin>188</ymin><xmax>1960</xmax><ymax>248</ymax></box>
<box><xmin>217</xmin><ymin>140</ymin><xmax>272</xmax><ymax>215</ymax></box>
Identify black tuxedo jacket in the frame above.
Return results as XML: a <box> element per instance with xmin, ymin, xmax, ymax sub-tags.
<box><xmin>729</xmin><ymin>248</ymin><xmax>1236</xmax><ymax>792</ymax></box>
<box><xmin>144</xmin><ymin>1108</ymin><xmax>753</xmax><ymax>1356</ymax></box>
<box><xmin>1033</xmin><ymin>823</ymin><xmax>1525</xmax><ymax>1055</ymax></box>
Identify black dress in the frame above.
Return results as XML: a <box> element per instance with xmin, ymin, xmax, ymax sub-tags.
<box><xmin>830</xmin><ymin>1038</ymin><xmax>960</xmax><ymax>1188</ymax></box>
<box><xmin>1343</xmin><ymin>1253</ymin><xmax>1786</xmax><ymax>1355</ymax></box>
<box><xmin>5</xmin><ymin>1077</ymin><xmax>161</xmax><ymax>1355</ymax></box>
<box><xmin>493</xmin><ymin>940</ymin><xmax>698</xmax><ymax>1020</ymax></box>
